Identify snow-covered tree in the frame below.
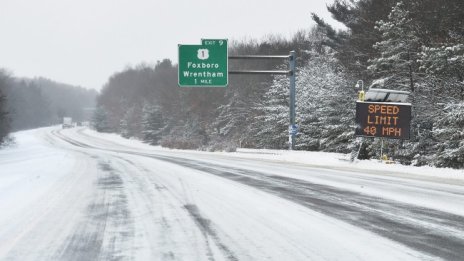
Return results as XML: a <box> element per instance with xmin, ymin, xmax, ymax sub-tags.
<box><xmin>368</xmin><ymin>1</ymin><xmax>421</xmax><ymax>94</ymax></box>
<box><xmin>142</xmin><ymin>103</ymin><xmax>165</xmax><ymax>145</ymax></box>
<box><xmin>254</xmin><ymin>52</ymin><xmax>355</xmax><ymax>151</ymax></box>
<box><xmin>119</xmin><ymin>105</ymin><xmax>143</xmax><ymax>139</ymax></box>
<box><xmin>312</xmin><ymin>0</ymin><xmax>397</xmax><ymax>76</ymax></box>
<box><xmin>251</xmin><ymin>74</ymin><xmax>289</xmax><ymax>149</ymax></box>
<box><xmin>92</xmin><ymin>106</ymin><xmax>110</xmax><ymax>133</ymax></box>
<box><xmin>367</xmin><ymin>2</ymin><xmax>431</xmax><ymax>164</ymax></box>
<box><xmin>0</xmin><ymin>84</ymin><xmax>9</xmax><ymax>144</ymax></box>
<box><xmin>213</xmin><ymin>93</ymin><xmax>249</xmax><ymax>140</ymax></box>
<box><xmin>297</xmin><ymin>52</ymin><xmax>355</xmax><ymax>152</ymax></box>
<box><xmin>432</xmin><ymin>102</ymin><xmax>464</xmax><ymax>168</ymax></box>
<box><xmin>419</xmin><ymin>44</ymin><xmax>464</xmax><ymax>100</ymax></box>
<box><xmin>119</xmin><ymin>111</ymin><xmax>129</xmax><ymax>138</ymax></box>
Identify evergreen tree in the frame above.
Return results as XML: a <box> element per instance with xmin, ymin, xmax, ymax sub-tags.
<box><xmin>119</xmin><ymin>115</ymin><xmax>130</xmax><ymax>138</ymax></box>
<box><xmin>142</xmin><ymin>103</ymin><xmax>165</xmax><ymax>145</ymax></box>
<box><xmin>92</xmin><ymin>106</ymin><xmax>110</xmax><ymax>132</ymax></box>
<box><xmin>366</xmin><ymin>2</ymin><xmax>423</xmax><ymax>163</ymax></box>
<box><xmin>432</xmin><ymin>102</ymin><xmax>464</xmax><ymax>168</ymax></box>
<box><xmin>0</xmin><ymin>83</ymin><xmax>10</xmax><ymax>144</ymax></box>
<box><xmin>312</xmin><ymin>0</ymin><xmax>397</xmax><ymax>76</ymax></box>
<box><xmin>419</xmin><ymin>44</ymin><xmax>464</xmax><ymax>100</ymax></box>
<box><xmin>252</xmin><ymin>52</ymin><xmax>355</xmax><ymax>151</ymax></box>
<box><xmin>367</xmin><ymin>1</ymin><xmax>421</xmax><ymax>94</ymax></box>
<box><xmin>212</xmin><ymin>90</ymin><xmax>253</xmax><ymax>149</ymax></box>
<box><xmin>251</xmin><ymin>74</ymin><xmax>289</xmax><ymax>149</ymax></box>
<box><xmin>119</xmin><ymin>105</ymin><xmax>143</xmax><ymax>139</ymax></box>
<box><xmin>404</xmin><ymin>0</ymin><xmax>464</xmax><ymax>47</ymax></box>
<box><xmin>297</xmin><ymin>52</ymin><xmax>354</xmax><ymax>152</ymax></box>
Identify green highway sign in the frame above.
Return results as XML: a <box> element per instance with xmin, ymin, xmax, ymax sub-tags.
<box><xmin>178</xmin><ymin>39</ymin><xmax>228</xmax><ymax>87</ymax></box>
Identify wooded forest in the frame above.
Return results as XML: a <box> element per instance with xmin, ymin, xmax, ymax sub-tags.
<box><xmin>94</xmin><ymin>0</ymin><xmax>463</xmax><ymax>168</ymax></box>
<box><xmin>0</xmin><ymin>71</ymin><xmax>97</xmax><ymax>143</ymax></box>
<box><xmin>1</xmin><ymin>0</ymin><xmax>463</xmax><ymax>168</ymax></box>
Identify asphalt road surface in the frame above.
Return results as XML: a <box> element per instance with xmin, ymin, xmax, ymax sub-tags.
<box><xmin>1</xmin><ymin>127</ymin><xmax>463</xmax><ymax>260</ymax></box>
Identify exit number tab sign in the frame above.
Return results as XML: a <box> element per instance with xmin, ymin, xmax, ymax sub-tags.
<box><xmin>355</xmin><ymin>101</ymin><xmax>412</xmax><ymax>140</ymax></box>
<box><xmin>178</xmin><ymin>39</ymin><xmax>228</xmax><ymax>87</ymax></box>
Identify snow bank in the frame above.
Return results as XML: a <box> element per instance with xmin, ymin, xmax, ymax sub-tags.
<box><xmin>80</xmin><ymin>127</ymin><xmax>464</xmax><ymax>182</ymax></box>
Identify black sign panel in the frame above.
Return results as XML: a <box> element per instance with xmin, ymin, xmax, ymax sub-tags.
<box><xmin>355</xmin><ymin>101</ymin><xmax>411</xmax><ymax>140</ymax></box>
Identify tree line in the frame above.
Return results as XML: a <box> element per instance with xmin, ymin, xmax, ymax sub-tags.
<box><xmin>0</xmin><ymin>70</ymin><xmax>97</xmax><ymax>143</ymax></box>
<box><xmin>76</xmin><ymin>0</ymin><xmax>464</xmax><ymax>169</ymax></box>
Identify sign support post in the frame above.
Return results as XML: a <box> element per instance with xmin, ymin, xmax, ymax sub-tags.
<box><xmin>380</xmin><ymin>138</ymin><xmax>384</xmax><ymax>160</ymax></box>
<box><xmin>289</xmin><ymin>51</ymin><xmax>296</xmax><ymax>150</ymax></box>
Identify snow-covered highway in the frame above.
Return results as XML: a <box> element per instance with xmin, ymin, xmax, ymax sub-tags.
<box><xmin>1</xmin><ymin>127</ymin><xmax>463</xmax><ymax>260</ymax></box>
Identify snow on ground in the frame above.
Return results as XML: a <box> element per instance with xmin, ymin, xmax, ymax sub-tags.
<box><xmin>118</xmin><ymin>152</ymin><xmax>434</xmax><ymax>260</ymax></box>
<box><xmin>1</xmin><ymin>126</ymin><xmax>462</xmax><ymax>260</ymax></box>
<box><xmin>0</xmin><ymin>128</ymin><xmax>76</xmax><ymax>217</ymax></box>
<box><xmin>78</xmin><ymin>127</ymin><xmax>464</xmax><ymax>181</ymax></box>
<box><xmin>0</xmin><ymin>128</ymin><xmax>91</xmax><ymax>258</ymax></box>
<box><xmin>72</xmin><ymin>127</ymin><xmax>464</xmax><ymax>216</ymax></box>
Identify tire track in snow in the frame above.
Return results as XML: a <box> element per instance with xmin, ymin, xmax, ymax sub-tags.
<box><xmin>115</xmin><ymin>156</ymin><xmax>239</xmax><ymax>261</ymax></box>
<box><xmin>51</xmin><ymin>131</ymin><xmax>235</xmax><ymax>260</ymax></box>
<box><xmin>183</xmin><ymin>204</ymin><xmax>239</xmax><ymax>261</ymax></box>
<box><xmin>59</xmin><ymin>159</ymin><xmax>134</xmax><ymax>261</ymax></box>
<box><xmin>55</xmin><ymin>129</ymin><xmax>464</xmax><ymax>260</ymax></box>
<box><xmin>135</xmin><ymin>154</ymin><xmax>464</xmax><ymax>261</ymax></box>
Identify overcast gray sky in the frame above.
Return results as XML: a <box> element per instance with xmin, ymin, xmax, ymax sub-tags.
<box><xmin>1</xmin><ymin>0</ymin><xmax>342</xmax><ymax>90</ymax></box>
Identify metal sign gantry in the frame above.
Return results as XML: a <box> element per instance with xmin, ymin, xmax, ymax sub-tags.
<box><xmin>228</xmin><ymin>51</ymin><xmax>297</xmax><ymax>150</ymax></box>
<box><xmin>178</xmin><ymin>38</ymin><xmax>297</xmax><ymax>150</ymax></box>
